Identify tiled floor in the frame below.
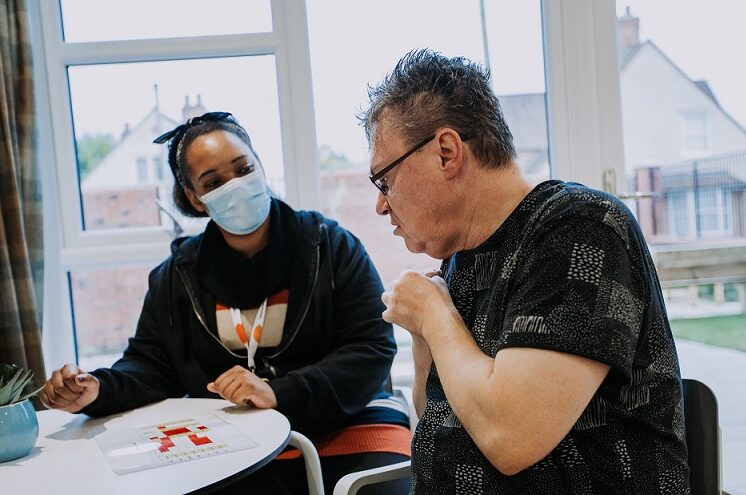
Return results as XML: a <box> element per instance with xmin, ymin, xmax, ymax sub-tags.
<box><xmin>676</xmin><ymin>339</ymin><xmax>746</xmax><ymax>495</ymax></box>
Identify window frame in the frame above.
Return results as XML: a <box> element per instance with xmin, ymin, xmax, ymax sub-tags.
<box><xmin>668</xmin><ymin>191</ymin><xmax>695</xmax><ymax>239</ymax></box>
<box><xmin>31</xmin><ymin>0</ymin><xmax>321</xmax><ymax>369</ymax></box>
<box><xmin>36</xmin><ymin>0</ymin><xmax>320</xmax><ymax>252</ymax></box>
<box><xmin>697</xmin><ymin>187</ymin><xmax>733</xmax><ymax>237</ymax></box>
<box><xmin>31</xmin><ymin>0</ymin><xmax>626</xmax><ymax>371</ymax></box>
<box><xmin>681</xmin><ymin>111</ymin><xmax>712</xmax><ymax>157</ymax></box>
<box><xmin>542</xmin><ymin>0</ymin><xmax>626</xmax><ymax>193</ymax></box>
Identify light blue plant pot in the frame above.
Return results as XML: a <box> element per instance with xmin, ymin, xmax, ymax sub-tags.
<box><xmin>0</xmin><ymin>399</ymin><xmax>39</xmax><ymax>463</ymax></box>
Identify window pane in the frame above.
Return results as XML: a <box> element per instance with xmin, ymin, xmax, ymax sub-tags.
<box><xmin>683</xmin><ymin>113</ymin><xmax>707</xmax><ymax>133</ymax></box>
<box><xmin>696</xmin><ymin>188</ymin><xmax>719</xmax><ymax>233</ymax></box>
<box><xmin>309</xmin><ymin>0</ymin><xmax>546</xmax><ymax>284</ymax></box>
<box><xmin>668</xmin><ymin>192</ymin><xmax>689</xmax><ymax>238</ymax></box>
<box><xmin>617</xmin><ymin>3</ymin><xmax>746</xmax><ymax>491</ymax></box>
<box><xmin>60</xmin><ymin>0</ymin><xmax>272</xmax><ymax>42</ymax></box>
<box><xmin>69</xmin><ymin>56</ymin><xmax>284</xmax><ymax>233</ymax></box>
<box><xmin>307</xmin><ymin>0</ymin><xmax>547</xmax><ymax>381</ymax></box>
<box><xmin>308</xmin><ymin>0</ymin><xmax>547</xmax><ymax>193</ymax></box>
<box><xmin>69</xmin><ymin>267</ymin><xmax>151</xmax><ymax>370</ymax></box>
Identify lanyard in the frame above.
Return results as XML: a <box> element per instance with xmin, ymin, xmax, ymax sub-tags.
<box><xmin>229</xmin><ymin>298</ymin><xmax>267</xmax><ymax>372</ymax></box>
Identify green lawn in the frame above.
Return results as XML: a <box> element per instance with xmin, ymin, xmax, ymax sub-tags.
<box><xmin>669</xmin><ymin>314</ymin><xmax>746</xmax><ymax>351</ymax></box>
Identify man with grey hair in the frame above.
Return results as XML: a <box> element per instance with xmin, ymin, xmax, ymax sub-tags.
<box><xmin>360</xmin><ymin>49</ymin><xmax>689</xmax><ymax>494</ymax></box>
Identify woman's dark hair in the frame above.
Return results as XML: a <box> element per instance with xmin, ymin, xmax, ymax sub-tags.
<box><xmin>358</xmin><ymin>49</ymin><xmax>516</xmax><ymax>168</ymax></box>
<box><xmin>153</xmin><ymin>112</ymin><xmax>258</xmax><ymax>217</ymax></box>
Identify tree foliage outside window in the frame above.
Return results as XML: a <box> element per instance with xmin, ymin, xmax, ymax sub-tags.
<box><xmin>75</xmin><ymin>133</ymin><xmax>116</xmax><ymax>180</ymax></box>
<box><xmin>318</xmin><ymin>144</ymin><xmax>360</xmax><ymax>173</ymax></box>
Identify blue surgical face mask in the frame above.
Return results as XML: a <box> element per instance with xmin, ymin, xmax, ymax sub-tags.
<box><xmin>199</xmin><ymin>171</ymin><xmax>271</xmax><ymax>235</ymax></box>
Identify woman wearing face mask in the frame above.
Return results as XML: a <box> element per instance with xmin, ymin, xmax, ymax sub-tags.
<box><xmin>40</xmin><ymin>112</ymin><xmax>411</xmax><ymax>494</ymax></box>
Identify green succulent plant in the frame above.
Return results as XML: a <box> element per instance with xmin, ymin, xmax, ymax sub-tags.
<box><xmin>0</xmin><ymin>363</ymin><xmax>41</xmax><ymax>406</ymax></box>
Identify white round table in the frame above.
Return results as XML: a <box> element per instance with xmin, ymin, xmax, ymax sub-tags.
<box><xmin>0</xmin><ymin>398</ymin><xmax>291</xmax><ymax>494</ymax></box>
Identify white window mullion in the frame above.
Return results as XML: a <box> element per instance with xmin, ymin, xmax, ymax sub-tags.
<box><xmin>59</xmin><ymin>243</ymin><xmax>171</xmax><ymax>272</ymax></box>
<box><xmin>54</xmin><ymin>33</ymin><xmax>281</xmax><ymax>65</ymax></box>
<box><xmin>30</xmin><ymin>0</ymin><xmax>77</xmax><ymax>369</ymax></box>
<box><xmin>542</xmin><ymin>0</ymin><xmax>626</xmax><ymax>192</ymax></box>
<box><xmin>272</xmin><ymin>0</ymin><xmax>320</xmax><ymax>209</ymax></box>
<box><xmin>37</xmin><ymin>0</ymin><xmax>86</xmax><ymax>250</ymax></box>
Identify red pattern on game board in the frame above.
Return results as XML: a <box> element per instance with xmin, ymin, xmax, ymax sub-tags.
<box><xmin>159</xmin><ymin>436</ymin><xmax>175</xmax><ymax>452</ymax></box>
<box><xmin>161</xmin><ymin>427</ymin><xmax>190</xmax><ymax>436</ymax></box>
<box><xmin>188</xmin><ymin>434</ymin><xmax>213</xmax><ymax>446</ymax></box>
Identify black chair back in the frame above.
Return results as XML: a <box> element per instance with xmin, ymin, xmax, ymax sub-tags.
<box><xmin>682</xmin><ymin>378</ymin><xmax>721</xmax><ymax>495</ymax></box>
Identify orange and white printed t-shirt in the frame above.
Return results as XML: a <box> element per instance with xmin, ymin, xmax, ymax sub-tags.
<box><xmin>215</xmin><ymin>289</ymin><xmax>289</xmax><ymax>352</ymax></box>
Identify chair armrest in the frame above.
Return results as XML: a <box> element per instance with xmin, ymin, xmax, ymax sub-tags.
<box><xmin>393</xmin><ymin>385</ymin><xmax>418</xmax><ymax>431</ymax></box>
<box><xmin>288</xmin><ymin>431</ymin><xmax>324</xmax><ymax>495</ymax></box>
<box><xmin>332</xmin><ymin>460</ymin><xmax>411</xmax><ymax>495</ymax></box>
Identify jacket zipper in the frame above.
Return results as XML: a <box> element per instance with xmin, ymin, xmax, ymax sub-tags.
<box><xmin>267</xmin><ymin>238</ymin><xmax>321</xmax><ymax>359</ymax></box>
<box><xmin>175</xmin><ymin>223</ymin><xmax>325</xmax><ymax>362</ymax></box>
<box><xmin>175</xmin><ymin>264</ymin><xmax>245</xmax><ymax>358</ymax></box>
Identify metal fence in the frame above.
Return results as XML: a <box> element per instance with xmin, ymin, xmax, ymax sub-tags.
<box><xmin>631</xmin><ymin>151</ymin><xmax>746</xmax><ymax>242</ymax></box>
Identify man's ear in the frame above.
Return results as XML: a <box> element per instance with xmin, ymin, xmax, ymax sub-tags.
<box><xmin>184</xmin><ymin>187</ymin><xmax>207</xmax><ymax>214</ymax></box>
<box><xmin>436</xmin><ymin>129</ymin><xmax>465</xmax><ymax>179</ymax></box>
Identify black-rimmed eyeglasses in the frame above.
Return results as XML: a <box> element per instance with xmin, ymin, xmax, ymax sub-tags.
<box><xmin>369</xmin><ymin>134</ymin><xmax>436</xmax><ymax>196</ymax></box>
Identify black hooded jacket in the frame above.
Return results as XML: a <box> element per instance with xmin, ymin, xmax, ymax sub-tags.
<box><xmin>83</xmin><ymin>200</ymin><xmax>397</xmax><ymax>436</ymax></box>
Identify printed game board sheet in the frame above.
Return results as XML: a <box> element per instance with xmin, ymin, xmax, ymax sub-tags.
<box><xmin>95</xmin><ymin>415</ymin><xmax>258</xmax><ymax>474</ymax></box>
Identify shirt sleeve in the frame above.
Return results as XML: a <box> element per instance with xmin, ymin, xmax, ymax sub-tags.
<box><xmin>498</xmin><ymin>209</ymin><xmax>648</xmax><ymax>376</ymax></box>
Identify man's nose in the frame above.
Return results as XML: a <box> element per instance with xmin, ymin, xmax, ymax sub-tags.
<box><xmin>375</xmin><ymin>190</ymin><xmax>390</xmax><ymax>216</ymax></box>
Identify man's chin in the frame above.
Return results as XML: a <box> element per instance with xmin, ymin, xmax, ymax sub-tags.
<box><xmin>400</xmin><ymin>235</ymin><xmax>427</xmax><ymax>254</ymax></box>
<box><xmin>400</xmin><ymin>235</ymin><xmax>450</xmax><ymax>259</ymax></box>
<box><xmin>393</xmin><ymin>228</ymin><xmax>429</xmax><ymax>254</ymax></box>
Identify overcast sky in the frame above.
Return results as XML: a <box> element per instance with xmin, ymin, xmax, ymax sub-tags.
<box><xmin>63</xmin><ymin>0</ymin><xmax>746</xmax><ymax>169</ymax></box>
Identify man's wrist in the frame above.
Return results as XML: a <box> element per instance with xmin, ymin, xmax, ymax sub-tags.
<box><xmin>421</xmin><ymin>305</ymin><xmax>461</xmax><ymax>342</ymax></box>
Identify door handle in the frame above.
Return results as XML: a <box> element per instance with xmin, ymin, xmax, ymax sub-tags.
<box><xmin>602</xmin><ymin>168</ymin><xmax>659</xmax><ymax>199</ymax></box>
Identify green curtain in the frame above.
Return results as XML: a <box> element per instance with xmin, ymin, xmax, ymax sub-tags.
<box><xmin>0</xmin><ymin>0</ymin><xmax>45</xmax><ymax>380</ymax></box>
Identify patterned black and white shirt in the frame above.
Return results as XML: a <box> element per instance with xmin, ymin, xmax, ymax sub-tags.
<box><xmin>411</xmin><ymin>180</ymin><xmax>689</xmax><ymax>494</ymax></box>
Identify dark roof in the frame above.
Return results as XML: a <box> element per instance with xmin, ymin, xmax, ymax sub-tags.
<box><xmin>694</xmin><ymin>80</ymin><xmax>719</xmax><ymax>106</ymax></box>
<box><xmin>619</xmin><ymin>43</ymin><xmax>643</xmax><ymax>69</ymax></box>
